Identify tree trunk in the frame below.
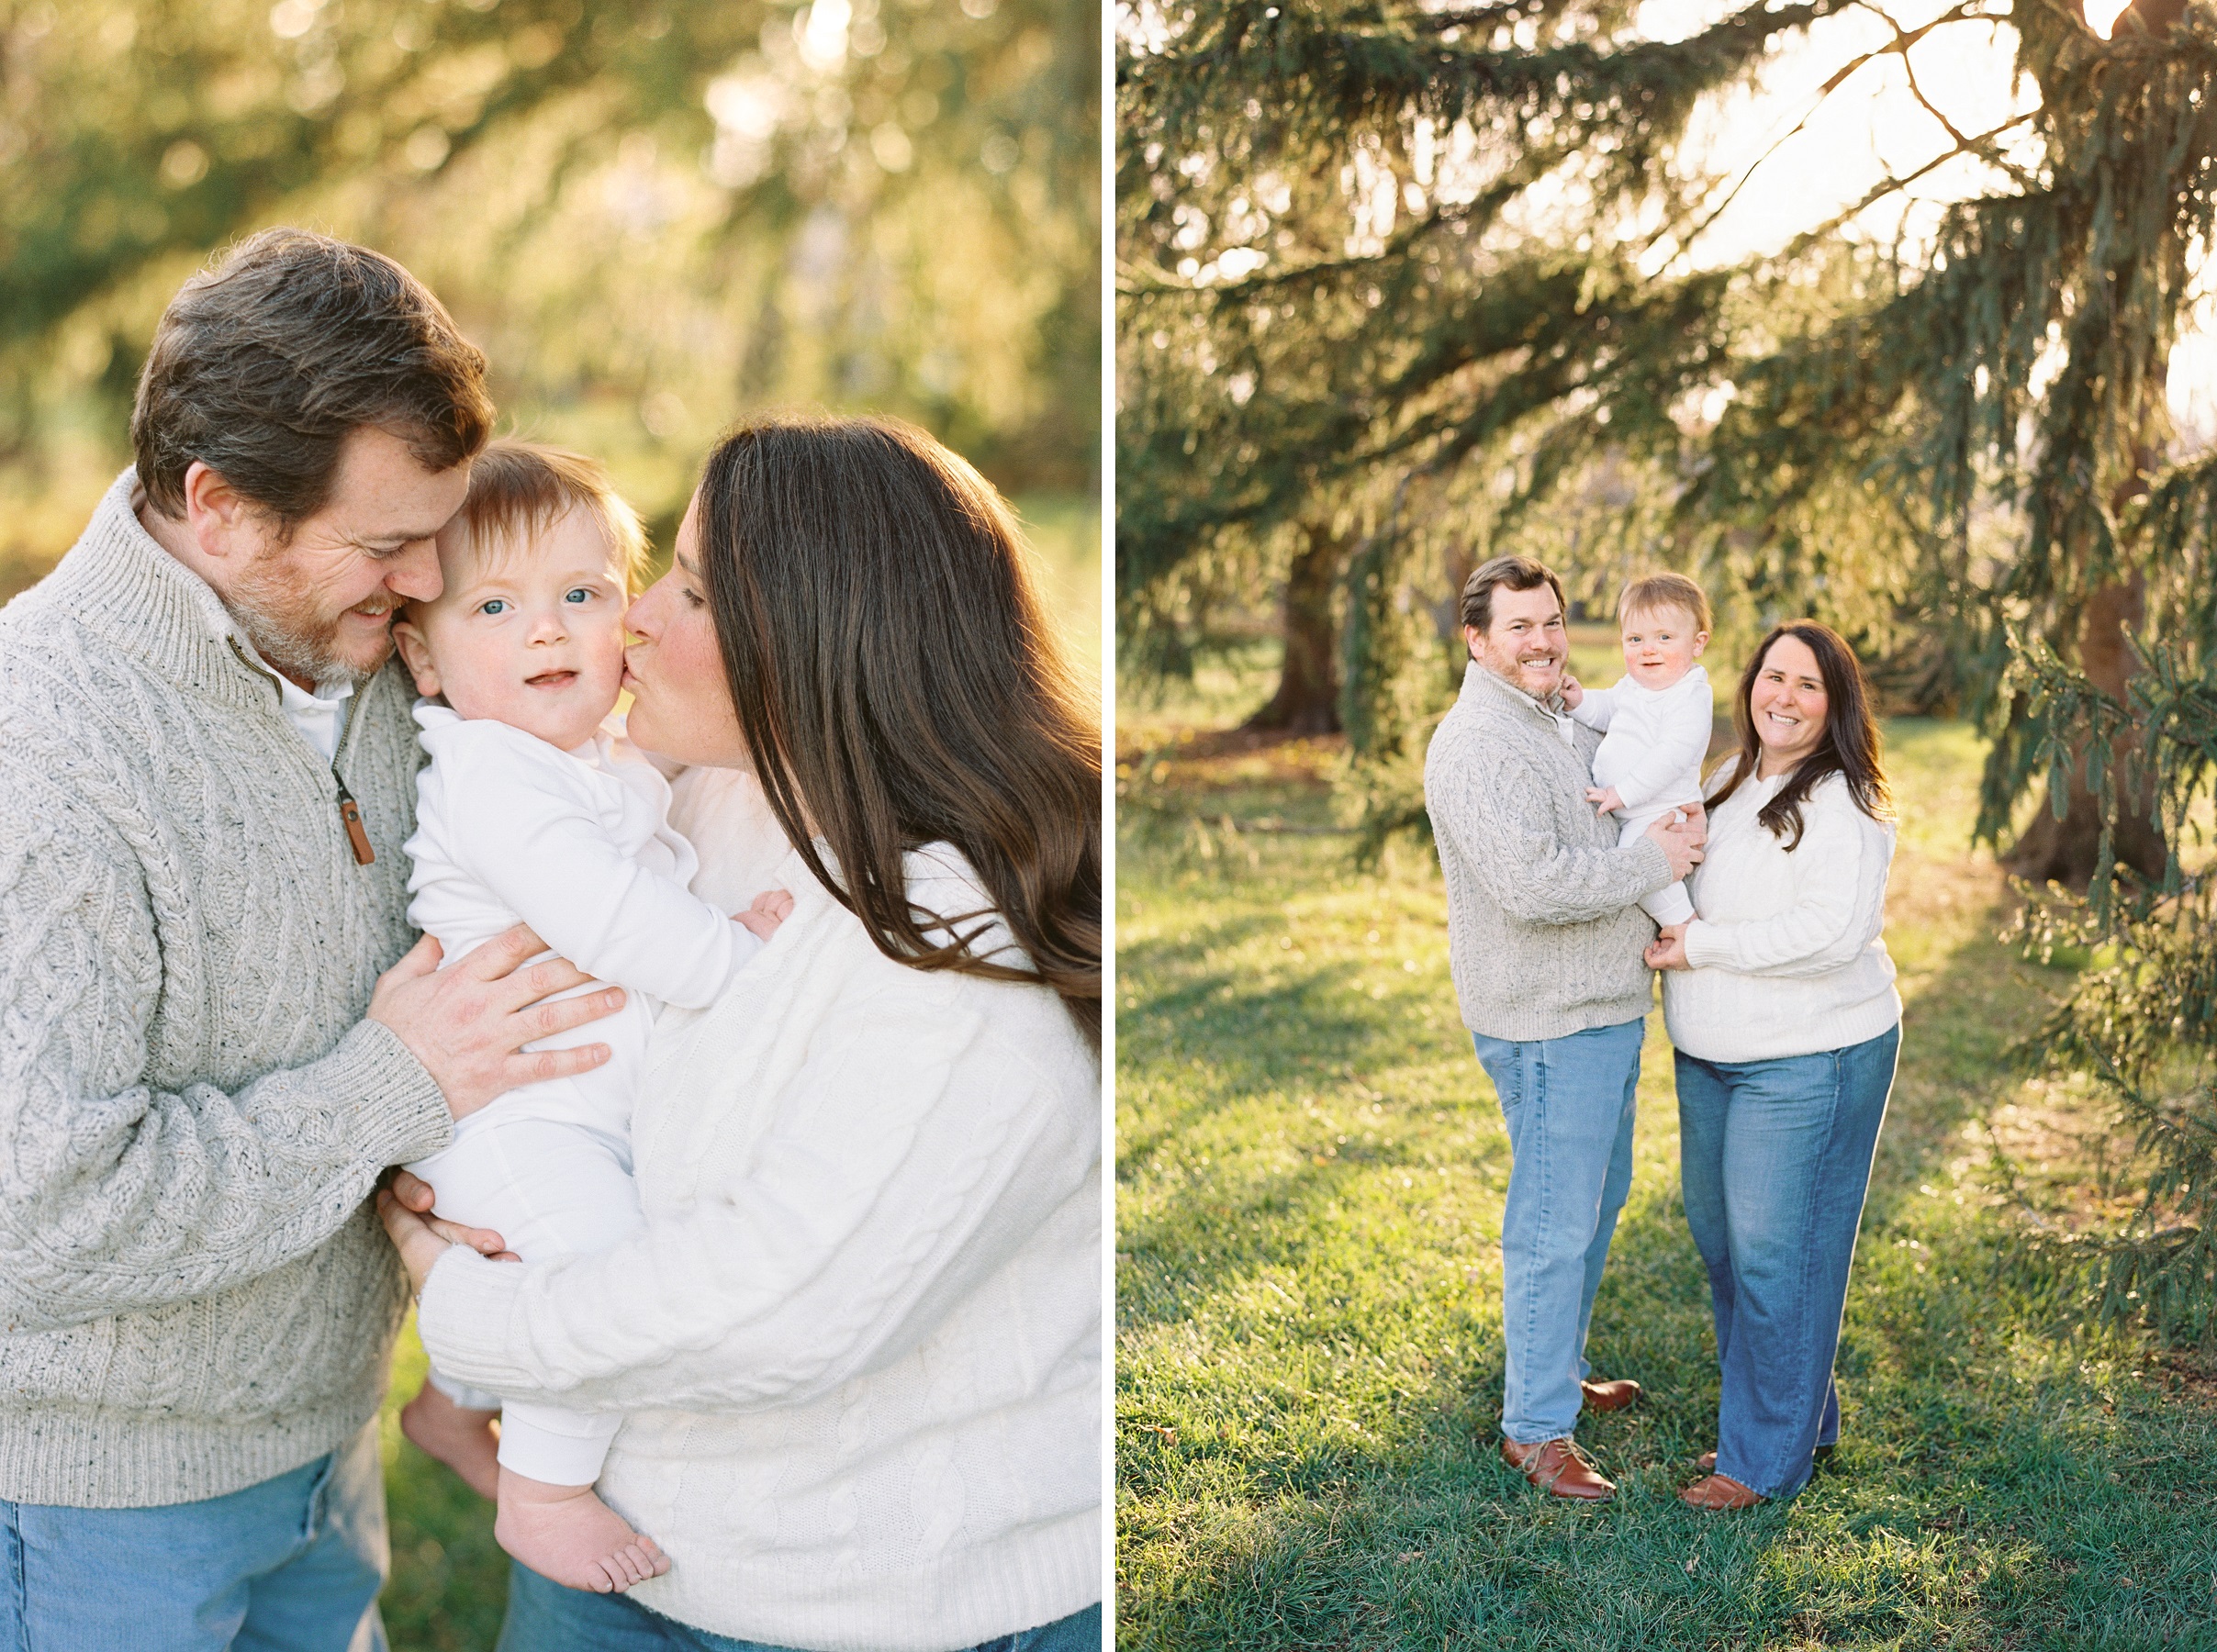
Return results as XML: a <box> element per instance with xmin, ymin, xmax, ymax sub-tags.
<box><xmin>1245</xmin><ymin>522</ymin><xmax>1345</xmax><ymax>735</ymax></box>
<box><xmin>2001</xmin><ymin>573</ymin><xmax>2170</xmax><ymax>887</ymax></box>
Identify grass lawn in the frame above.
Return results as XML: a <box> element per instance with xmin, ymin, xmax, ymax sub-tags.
<box><xmin>1114</xmin><ymin>661</ymin><xmax>2217</xmax><ymax>1650</ymax></box>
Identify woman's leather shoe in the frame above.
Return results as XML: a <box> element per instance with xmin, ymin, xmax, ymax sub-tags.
<box><xmin>1501</xmin><ymin>1437</ymin><xmax>1616</xmax><ymax>1501</ymax></box>
<box><xmin>1679</xmin><ymin>1473</ymin><xmax>1763</xmax><ymax>1511</ymax></box>
<box><xmin>1580</xmin><ymin>1378</ymin><xmax>1642</xmax><ymax>1412</ymax></box>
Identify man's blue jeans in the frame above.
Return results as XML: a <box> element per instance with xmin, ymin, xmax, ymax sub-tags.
<box><xmin>0</xmin><ymin>1419</ymin><xmax>387</xmax><ymax>1652</ymax></box>
<box><xmin>1471</xmin><ymin>1018</ymin><xmax>1644</xmax><ymax>1445</ymax></box>
<box><xmin>1675</xmin><ymin>1025</ymin><xmax>1899</xmax><ymax>1499</ymax></box>
<box><xmin>496</xmin><ymin>1567</ymin><xmax>1102</xmax><ymax>1652</ymax></box>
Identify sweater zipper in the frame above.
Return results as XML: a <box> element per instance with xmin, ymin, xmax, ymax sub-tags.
<box><xmin>227</xmin><ymin>638</ymin><xmax>375</xmax><ymax>865</ymax></box>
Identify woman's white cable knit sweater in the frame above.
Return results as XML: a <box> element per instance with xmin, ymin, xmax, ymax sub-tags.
<box><xmin>1663</xmin><ymin>763</ymin><xmax>1902</xmax><ymax>1062</ymax></box>
<box><xmin>415</xmin><ymin>772</ymin><xmax>1103</xmax><ymax>1652</ymax></box>
<box><xmin>0</xmin><ymin>470</ymin><xmax>453</xmax><ymax>1507</ymax></box>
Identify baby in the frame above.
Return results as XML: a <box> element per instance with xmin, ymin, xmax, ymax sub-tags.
<box><xmin>389</xmin><ymin>441</ymin><xmax>788</xmax><ymax>1594</ymax></box>
<box><xmin>1561</xmin><ymin>572</ymin><xmax>1715</xmax><ymax>927</ymax></box>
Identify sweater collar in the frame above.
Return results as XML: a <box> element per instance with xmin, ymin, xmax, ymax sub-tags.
<box><xmin>1460</xmin><ymin>656</ymin><xmax>1577</xmax><ymax>736</ymax></box>
<box><xmin>44</xmin><ymin>468</ymin><xmax>298</xmax><ymax>714</ymax></box>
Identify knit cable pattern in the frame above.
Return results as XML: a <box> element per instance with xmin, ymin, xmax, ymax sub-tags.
<box><xmin>0</xmin><ymin>470</ymin><xmax>453</xmax><ymax>1506</ymax></box>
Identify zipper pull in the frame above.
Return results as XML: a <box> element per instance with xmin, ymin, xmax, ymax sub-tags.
<box><xmin>334</xmin><ymin>774</ymin><xmax>375</xmax><ymax>865</ymax></box>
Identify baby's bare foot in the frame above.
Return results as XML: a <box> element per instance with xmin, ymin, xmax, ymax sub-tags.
<box><xmin>399</xmin><ymin>1384</ymin><xmax>500</xmax><ymax>1501</ymax></box>
<box><xmin>494</xmin><ymin>1467</ymin><xmax>670</xmax><ymax>1593</ymax></box>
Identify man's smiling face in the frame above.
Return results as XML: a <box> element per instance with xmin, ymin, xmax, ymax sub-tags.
<box><xmin>217</xmin><ymin>425</ymin><xmax>467</xmax><ymax>687</ymax></box>
<box><xmin>1465</xmin><ymin>581</ymin><xmax>1569</xmax><ymax>700</ymax></box>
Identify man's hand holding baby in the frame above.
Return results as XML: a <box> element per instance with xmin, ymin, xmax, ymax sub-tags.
<box><xmin>1643</xmin><ymin>804</ymin><xmax>1706</xmax><ymax>882</ymax></box>
<box><xmin>1645</xmin><ymin>923</ymin><xmax>1692</xmax><ymax>972</ymax></box>
<box><xmin>377</xmin><ymin>1170</ymin><xmax>520</xmax><ymax>1295</ymax></box>
<box><xmin>370</xmin><ymin>923</ymin><xmax>623</xmax><ymax>1123</ymax></box>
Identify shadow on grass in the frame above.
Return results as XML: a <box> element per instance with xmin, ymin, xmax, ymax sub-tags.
<box><xmin>1116</xmin><ymin>946</ymin><xmax>1394</xmax><ymax>1163</ymax></box>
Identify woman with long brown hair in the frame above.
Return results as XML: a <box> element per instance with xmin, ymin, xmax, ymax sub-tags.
<box><xmin>381</xmin><ymin>415</ymin><xmax>1102</xmax><ymax>1651</ymax></box>
<box><xmin>1645</xmin><ymin>621</ymin><xmax>1902</xmax><ymax>1513</ymax></box>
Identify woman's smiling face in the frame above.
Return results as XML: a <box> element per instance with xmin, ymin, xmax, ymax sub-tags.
<box><xmin>1750</xmin><ymin>631</ymin><xmax>1829</xmax><ymax>775</ymax></box>
<box><xmin>621</xmin><ymin>494</ymin><xmax>752</xmax><ymax>769</ymax></box>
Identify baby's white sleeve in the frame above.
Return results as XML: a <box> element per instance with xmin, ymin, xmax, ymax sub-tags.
<box><xmin>1609</xmin><ymin>686</ymin><xmax>1714</xmax><ymax>811</ymax></box>
<box><xmin>444</xmin><ymin>742</ymin><xmax>752</xmax><ymax>1009</ymax></box>
<box><xmin>1568</xmin><ymin>678</ymin><xmax>1618</xmax><ymax>732</ymax></box>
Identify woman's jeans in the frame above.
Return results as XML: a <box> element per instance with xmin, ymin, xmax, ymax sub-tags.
<box><xmin>1470</xmin><ymin>1018</ymin><xmax>1644</xmax><ymax>1445</ymax></box>
<box><xmin>1675</xmin><ymin>1024</ymin><xmax>1900</xmax><ymax>1499</ymax></box>
<box><xmin>495</xmin><ymin>1566</ymin><xmax>1102</xmax><ymax>1652</ymax></box>
<box><xmin>0</xmin><ymin>1419</ymin><xmax>387</xmax><ymax>1652</ymax></box>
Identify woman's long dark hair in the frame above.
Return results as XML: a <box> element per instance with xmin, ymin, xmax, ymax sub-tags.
<box><xmin>694</xmin><ymin>415</ymin><xmax>1102</xmax><ymax>1045</ymax></box>
<box><xmin>1707</xmin><ymin>620</ymin><xmax>1891</xmax><ymax>848</ymax></box>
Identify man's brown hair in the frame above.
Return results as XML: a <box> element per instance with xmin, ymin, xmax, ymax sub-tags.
<box><xmin>133</xmin><ymin>228</ymin><xmax>493</xmax><ymax>528</ymax></box>
<box><xmin>1460</xmin><ymin>554</ymin><xmax>1566</xmax><ymax>634</ymax></box>
<box><xmin>442</xmin><ymin>440</ymin><xmax>649</xmax><ymax>592</ymax></box>
<box><xmin>1618</xmin><ymin>571</ymin><xmax>1711</xmax><ymax>632</ymax></box>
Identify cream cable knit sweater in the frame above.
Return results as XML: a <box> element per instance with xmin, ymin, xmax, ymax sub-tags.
<box><xmin>416</xmin><ymin>774</ymin><xmax>1102</xmax><ymax>1652</ymax></box>
<box><xmin>1663</xmin><ymin>762</ymin><xmax>1902</xmax><ymax>1062</ymax></box>
<box><xmin>0</xmin><ymin>469</ymin><xmax>453</xmax><ymax>1507</ymax></box>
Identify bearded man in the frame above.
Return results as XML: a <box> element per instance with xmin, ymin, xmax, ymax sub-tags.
<box><xmin>1423</xmin><ymin>553</ymin><xmax>1705</xmax><ymax>1503</ymax></box>
<box><xmin>0</xmin><ymin>229</ymin><xmax>624</xmax><ymax>1650</ymax></box>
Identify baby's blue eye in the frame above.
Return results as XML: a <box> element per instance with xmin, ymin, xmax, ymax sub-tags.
<box><xmin>565</xmin><ymin>587</ymin><xmax>593</xmax><ymax>604</ymax></box>
<box><xmin>479</xmin><ymin>598</ymin><xmax>508</xmax><ymax>616</ymax></box>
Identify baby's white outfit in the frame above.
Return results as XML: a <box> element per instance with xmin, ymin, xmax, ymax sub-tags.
<box><xmin>401</xmin><ymin>703</ymin><xmax>757</xmax><ymax>1485</ymax></box>
<box><xmin>1567</xmin><ymin>664</ymin><xmax>1713</xmax><ymax>926</ymax></box>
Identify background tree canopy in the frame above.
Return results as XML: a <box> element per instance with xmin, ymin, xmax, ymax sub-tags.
<box><xmin>0</xmin><ymin>0</ymin><xmax>1099</xmax><ymax>594</ymax></box>
<box><xmin>1118</xmin><ymin>0</ymin><xmax>2217</xmax><ymax>1341</ymax></box>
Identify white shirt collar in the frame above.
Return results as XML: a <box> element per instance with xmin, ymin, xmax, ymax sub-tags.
<box><xmin>189</xmin><ymin>568</ymin><xmax>356</xmax><ymax>758</ymax></box>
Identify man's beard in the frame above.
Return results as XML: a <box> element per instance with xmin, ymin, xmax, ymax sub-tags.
<box><xmin>1484</xmin><ymin>642</ymin><xmax>1562</xmax><ymax>697</ymax></box>
<box><xmin>224</xmin><ymin>555</ymin><xmax>395</xmax><ymax>689</ymax></box>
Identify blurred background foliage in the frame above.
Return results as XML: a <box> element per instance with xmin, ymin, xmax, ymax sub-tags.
<box><xmin>0</xmin><ymin>0</ymin><xmax>1101</xmax><ymax>656</ymax></box>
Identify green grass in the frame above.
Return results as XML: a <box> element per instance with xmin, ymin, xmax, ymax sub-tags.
<box><xmin>378</xmin><ymin>1316</ymin><xmax>510</xmax><ymax>1651</ymax></box>
<box><xmin>1115</xmin><ymin>696</ymin><xmax>2217</xmax><ymax>1650</ymax></box>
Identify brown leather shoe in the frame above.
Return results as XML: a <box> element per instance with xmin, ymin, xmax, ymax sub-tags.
<box><xmin>1501</xmin><ymin>1436</ymin><xmax>1616</xmax><ymax>1501</ymax></box>
<box><xmin>1580</xmin><ymin>1377</ymin><xmax>1642</xmax><ymax>1412</ymax></box>
<box><xmin>1680</xmin><ymin>1473</ymin><xmax>1763</xmax><ymax>1511</ymax></box>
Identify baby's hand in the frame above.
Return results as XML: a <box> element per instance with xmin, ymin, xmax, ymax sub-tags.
<box><xmin>735</xmin><ymin>888</ymin><xmax>794</xmax><ymax>942</ymax></box>
<box><xmin>1560</xmin><ymin>674</ymin><xmax>1584</xmax><ymax>709</ymax></box>
<box><xmin>1586</xmin><ymin>785</ymin><xmax>1623</xmax><ymax>815</ymax></box>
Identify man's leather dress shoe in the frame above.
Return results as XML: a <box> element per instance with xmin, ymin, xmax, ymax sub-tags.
<box><xmin>1500</xmin><ymin>1436</ymin><xmax>1615</xmax><ymax>1501</ymax></box>
<box><xmin>1580</xmin><ymin>1378</ymin><xmax>1642</xmax><ymax>1412</ymax></box>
